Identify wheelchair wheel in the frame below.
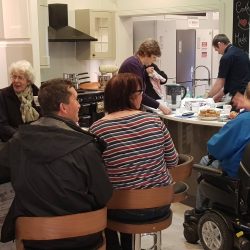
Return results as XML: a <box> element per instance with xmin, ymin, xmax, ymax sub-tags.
<box><xmin>198</xmin><ymin>212</ymin><xmax>233</xmax><ymax>250</ymax></box>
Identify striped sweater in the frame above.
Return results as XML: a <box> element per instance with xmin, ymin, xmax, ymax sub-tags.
<box><xmin>90</xmin><ymin>112</ymin><xmax>178</xmax><ymax>189</ymax></box>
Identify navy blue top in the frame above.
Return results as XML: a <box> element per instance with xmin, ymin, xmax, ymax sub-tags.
<box><xmin>119</xmin><ymin>56</ymin><xmax>160</xmax><ymax>109</ymax></box>
<box><xmin>218</xmin><ymin>45</ymin><xmax>250</xmax><ymax>96</ymax></box>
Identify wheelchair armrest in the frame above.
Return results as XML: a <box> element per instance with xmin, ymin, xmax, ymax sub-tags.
<box><xmin>193</xmin><ymin>163</ymin><xmax>224</xmax><ymax>176</ymax></box>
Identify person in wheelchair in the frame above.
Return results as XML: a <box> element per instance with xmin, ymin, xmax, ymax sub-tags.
<box><xmin>183</xmin><ymin>82</ymin><xmax>250</xmax><ymax>250</ymax></box>
<box><xmin>194</xmin><ymin>81</ymin><xmax>250</xmax><ymax>212</ymax></box>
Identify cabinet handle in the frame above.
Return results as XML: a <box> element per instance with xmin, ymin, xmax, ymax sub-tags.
<box><xmin>92</xmin><ymin>54</ymin><xmax>96</xmax><ymax>57</ymax></box>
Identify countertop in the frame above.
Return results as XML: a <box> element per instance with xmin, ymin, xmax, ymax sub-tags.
<box><xmin>79</xmin><ymin>82</ymin><xmax>103</xmax><ymax>91</ymax></box>
<box><xmin>143</xmin><ymin>105</ymin><xmax>227</xmax><ymax>127</ymax></box>
<box><xmin>158</xmin><ymin>112</ymin><xmax>226</xmax><ymax>127</ymax></box>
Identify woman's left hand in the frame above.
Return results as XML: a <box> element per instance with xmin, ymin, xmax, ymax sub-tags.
<box><xmin>159</xmin><ymin>103</ymin><xmax>172</xmax><ymax>115</ymax></box>
<box><xmin>146</xmin><ymin>66</ymin><xmax>154</xmax><ymax>74</ymax></box>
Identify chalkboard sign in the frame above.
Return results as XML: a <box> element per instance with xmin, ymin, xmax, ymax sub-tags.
<box><xmin>233</xmin><ymin>0</ymin><xmax>249</xmax><ymax>53</ymax></box>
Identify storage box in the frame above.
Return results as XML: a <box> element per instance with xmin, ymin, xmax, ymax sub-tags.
<box><xmin>185</xmin><ymin>100</ymin><xmax>207</xmax><ymax>111</ymax></box>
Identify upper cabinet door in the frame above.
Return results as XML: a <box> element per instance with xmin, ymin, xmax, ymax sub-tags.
<box><xmin>75</xmin><ymin>9</ymin><xmax>116</xmax><ymax>60</ymax></box>
<box><xmin>0</xmin><ymin>0</ymin><xmax>30</xmax><ymax>39</ymax></box>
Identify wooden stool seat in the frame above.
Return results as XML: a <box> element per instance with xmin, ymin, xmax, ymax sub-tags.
<box><xmin>172</xmin><ymin>181</ymin><xmax>189</xmax><ymax>203</ymax></box>
<box><xmin>108</xmin><ymin>212</ymin><xmax>172</xmax><ymax>234</ymax></box>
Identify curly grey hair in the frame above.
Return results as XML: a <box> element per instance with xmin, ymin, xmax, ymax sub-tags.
<box><xmin>8</xmin><ymin>60</ymin><xmax>35</xmax><ymax>83</ymax></box>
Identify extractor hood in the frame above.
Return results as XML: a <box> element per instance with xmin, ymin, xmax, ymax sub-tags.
<box><xmin>48</xmin><ymin>4</ymin><xmax>97</xmax><ymax>42</ymax></box>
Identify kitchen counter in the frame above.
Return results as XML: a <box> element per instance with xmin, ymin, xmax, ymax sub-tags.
<box><xmin>158</xmin><ymin>112</ymin><xmax>226</xmax><ymax>127</ymax></box>
<box><xmin>79</xmin><ymin>82</ymin><xmax>103</xmax><ymax>91</ymax></box>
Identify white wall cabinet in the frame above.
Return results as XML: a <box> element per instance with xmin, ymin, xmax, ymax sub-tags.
<box><xmin>38</xmin><ymin>0</ymin><xmax>50</xmax><ymax>67</ymax></box>
<box><xmin>0</xmin><ymin>0</ymin><xmax>30</xmax><ymax>39</ymax></box>
<box><xmin>75</xmin><ymin>9</ymin><xmax>115</xmax><ymax>60</ymax></box>
<box><xmin>0</xmin><ymin>43</ymin><xmax>33</xmax><ymax>88</ymax></box>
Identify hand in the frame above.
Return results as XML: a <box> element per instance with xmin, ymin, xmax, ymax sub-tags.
<box><xmin>146</xmin><ymin>66</ymin><xmax>154</xmax><ymax>75</ymax></box>
<box><xmin>158</xmin><ymin>103</ymin><xmax>172</xmax><ymax>115</ymax></box>
<box><xmin>212</xmin><ymin>90</ymin><xmax>224</xmax><ymax>102</ymax></box>
<box><xmin>213</xmin><ymin>95</ymin><xmax>223</xmax><ymax>103</ymax></box>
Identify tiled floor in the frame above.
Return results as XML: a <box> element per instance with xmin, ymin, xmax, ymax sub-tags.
<box><xmin>161</xmin><ymin>203</ymin><xmax>203</xmax><ymax>249</ymax></box>
<box><xmin>0</xmin><ymin>203</ymin><xmax>203</xmax><ymax>250</ymax></box>
<box><xmin>143</xmin><ymin>202</ymin><xmax>203</xmax><ymax>250</ymax></box>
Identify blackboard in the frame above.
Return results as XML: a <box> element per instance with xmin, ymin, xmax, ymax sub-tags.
<box><xmin>233</xmin><ymin>0</ymin><xmax>249</xmax><ymax>53</ymax></box>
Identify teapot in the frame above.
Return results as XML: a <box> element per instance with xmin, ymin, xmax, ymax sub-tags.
<box><xmin>165</xmin><ymin>83</ymin><xmax>187</xmax><ymax>110</ymax></box>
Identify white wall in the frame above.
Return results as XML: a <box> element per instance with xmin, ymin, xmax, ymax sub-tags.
<box><xmin>40</xmin><ymin>0</ymin><xmax>117</xmax><ymax>82</ymax></box>
<box><xmin>31</xmin><ymin>0</ymin><xmax>234</xmax><ymax>83</ymax></box>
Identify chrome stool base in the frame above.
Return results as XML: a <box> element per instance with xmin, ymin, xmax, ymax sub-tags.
<box><xmin>132</xmin><ymin>231</ymin><xmax>162</xmax><ymax>250</ymax></box>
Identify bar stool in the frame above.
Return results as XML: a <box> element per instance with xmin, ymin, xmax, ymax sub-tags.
<box><xmin>15</xmin><ymin>207</ymin><xmax>107</xmax><ymax>250</ymax></box>
<box><xmin>169</xmin><ymin>154</ymin><xmax>194</xmax><ymax>202</ymax></box>
<box><xmin>107</xmin><ymin>186</ymin><xmax>174</xmax><ymax>250</ymax></box>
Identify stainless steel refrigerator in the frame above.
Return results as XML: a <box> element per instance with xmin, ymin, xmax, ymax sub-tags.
<box><xmin>176</xmin><ymin>29</ymin><xmax>215</xmax><ymax>97</ymax></box>
<box><xmin>176</xmin><ymin>29</ymin><xmax>196</xmax><ymax>90</ymax></box>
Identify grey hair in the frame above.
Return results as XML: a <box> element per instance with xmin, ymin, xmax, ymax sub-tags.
<box><xmin>8</xmin><ymin>60</ymin><xmax>35</xmax><ymax>83</ymax></box>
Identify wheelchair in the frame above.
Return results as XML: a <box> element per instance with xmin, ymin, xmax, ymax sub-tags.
<box><xmin>183</xmin><ymin>143</ymin><xmax>250</xmax><ymax>250</ymax></box>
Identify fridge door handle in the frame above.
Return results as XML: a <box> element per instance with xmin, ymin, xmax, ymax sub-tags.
<box><xmin>178</xmin><ymin>40</ymin><xmax>182</xmax><ymax>53</ymax></box>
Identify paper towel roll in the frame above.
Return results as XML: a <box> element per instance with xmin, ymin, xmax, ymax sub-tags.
<box><xmin>99</xmin><ymin>65</ymin><xmax>118</xmax><ymax>74</ymax></box>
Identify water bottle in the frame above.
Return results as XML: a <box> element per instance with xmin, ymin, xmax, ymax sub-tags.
<box><xmin>186</xmin><ymin>87</ymin><xmax>191</xmax><ymax>98</ymax></box>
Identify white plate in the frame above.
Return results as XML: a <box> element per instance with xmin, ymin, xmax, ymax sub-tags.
<box><xmin>198</xmin><ymin>116</ymin><xmax>219</xmax><ymax>121</ymax></box>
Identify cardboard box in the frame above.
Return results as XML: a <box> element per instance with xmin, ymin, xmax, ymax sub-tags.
<box><xmin>185</xmin><ymin>100</ymin><xmax>207</xmax><ymax>111</ymax></box>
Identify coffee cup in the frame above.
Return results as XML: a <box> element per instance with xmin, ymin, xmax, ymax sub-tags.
<box><xmin>223</xmin><ymin>104</ymin><xmax>232</xmax><ymax>115</ymax></box>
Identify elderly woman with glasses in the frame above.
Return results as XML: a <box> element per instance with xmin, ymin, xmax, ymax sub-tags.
<box><xmin>90</xmin><ymin>73</ymin><xmax>178</xmax><ymax>250</ymax></box>
<box><xmin>0</xmin><ymin>60</ymin><xmax>40</xmax><ymax>142</ymax></box>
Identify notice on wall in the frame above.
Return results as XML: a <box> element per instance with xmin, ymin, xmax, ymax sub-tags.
<box><xmin>233</xmin><ymin>0</ymin><xmax>249</xmax><ymax>52</ymax></box>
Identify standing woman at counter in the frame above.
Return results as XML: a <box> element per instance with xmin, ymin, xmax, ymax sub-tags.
<box><xmin>118</xmin><ymin>38</ymin><xmax>171</xmax><ymax>114</ymax></box>
<box><xmin>90</xmin><ymin>73</ymin><xmax>178</xmax><ymax>250</ymax></box>
<box><xmin>0</xmin><ymin>60</ymin><xmax>40</xmax><ymax>142</ymax></box>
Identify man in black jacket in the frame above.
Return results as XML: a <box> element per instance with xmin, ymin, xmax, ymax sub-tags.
<box><xmin>0</xmin><ymin>78</ymin><xmax>113</xmax><ymax>250</ymax></box>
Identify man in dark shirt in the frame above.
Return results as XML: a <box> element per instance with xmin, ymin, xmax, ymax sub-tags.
<box><xmin>208</xmin><ymin>34</ymin><xmax>250</xmax><ymax>103</ymax></box>
<box><xmin>0</xmin><ymin>78</ymin><xmax>112</xmax><ymax>250</ymax></box>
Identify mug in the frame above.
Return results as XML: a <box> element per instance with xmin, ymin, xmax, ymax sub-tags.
<box><xmin>223</xmin><ymin>104</ymin><xmax>232</xmax><ymax>115</ymax></box>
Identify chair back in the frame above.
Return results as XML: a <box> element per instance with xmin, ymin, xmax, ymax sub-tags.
<box><xmin>169</xmin><ymin>154</ymin><xmax>194</xmax><ymax>203</ymax></box>
<box><xmin>169</xmin><ymin>154</ymin><xmax>193</xmax><ymax>182</ymax></box>
<box><xmin>107</xmin><ymin>186</ymin><xmax>173</xmax><ymax>234</ymax></box>
<box><xmin>16</xmin><ymin>207</ymin><xmax>107</xmax><ymax>250</ymax></box>
<box><xmin>107</xmin><ymin>185</ymin><xmax>173</xmax><ymax>210</ymax></box>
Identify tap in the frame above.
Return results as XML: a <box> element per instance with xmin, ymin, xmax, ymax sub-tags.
<box><xmin>191</xmin><ymin>65</ymin><xmax>211</xmax><ymax>98</ymax></box>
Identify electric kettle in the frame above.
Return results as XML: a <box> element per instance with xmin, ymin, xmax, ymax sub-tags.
<box><xmin>165</xmin><ymin>83</ymin><xmax>187</xmax><ymax>110</ymax></box>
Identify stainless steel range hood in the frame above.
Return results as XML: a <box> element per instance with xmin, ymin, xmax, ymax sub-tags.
<box><xmin>48</xmin><ymin>4</ymin><xmax>97</xmax><ymax>42</ymax></box>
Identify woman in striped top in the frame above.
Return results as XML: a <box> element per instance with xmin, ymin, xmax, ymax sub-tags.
<box><xmin>90</xmin><ymin>73</ymin><xmax>178</xmax><ymax>250</ymax></box>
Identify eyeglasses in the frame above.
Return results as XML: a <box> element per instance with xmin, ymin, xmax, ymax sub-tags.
<box><xmin>10</xmin><ymin>75</ymin><xmax>26</xmax><ymax>81</ymax></box>
<box><xmin>134</xmin><ymin>89</ymin><xmax>143</xmax><ymax>94</ymax></box>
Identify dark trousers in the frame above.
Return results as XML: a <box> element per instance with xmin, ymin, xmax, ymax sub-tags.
<box><xmin>24</xmin><ymin>233</ymin><xmax>103</xmax><ymax>250</ymax></box>
<box><xmin>106</xmin><ymin>205</ymin><xmax>171</xmax><ymax>250</ymax></box>
<box><xmin>106</xmin><ymin>229</ymin><xmax>132</xmax><ymax>250</ymax></box>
